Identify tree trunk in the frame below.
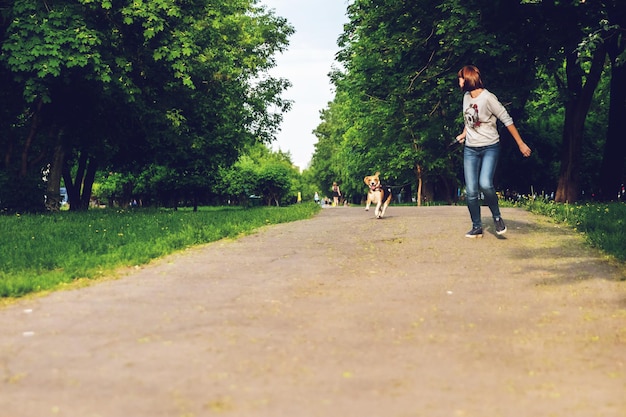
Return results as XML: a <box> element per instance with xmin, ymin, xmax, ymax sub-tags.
<box><xmin>415</xmin><ymin>164</ymin><xmax>423</xmax><ymax>206</ymax></box>
<box><xmin>555</xmin><ymin>107</ymin><xmax>584</xmax><ymax>203</ymax></box>
<box><xmin>63</xmin><ymin>151</ymin><xmax>98</xmax><ymax>211</ymax></box>
<box><xmin>20</xmin><ymin>99</ymin><xmax>43</xmax><ymax>178</ymax></box>
<box><xmin>63</xmin><ymin>153</ymin><xmax>85</xmax><ymax>210</ymax></box>
<box><xmin>555</xmin><ymin>46</ymin><xmax>606</xmax><ymax>203</ymax></box>
<box><xmin>598</xmin><ymin>36</ymin><xmax>626</xmax><ymax>201</ymax></box>
<box><xmin>45</xmin><ymin>142</ymin><xmax>65</xmax><ymax>212</ymax></box>
<box><xmin>80</xmin><ymin>158</ymin><xmax>97</xmax><ymax>209</ymax></box>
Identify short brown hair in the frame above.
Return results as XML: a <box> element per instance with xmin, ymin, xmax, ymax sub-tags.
<box><xmin>457</xmin><ymin>65</ymin><xmax>484</xmax><ymax>92</ymax></box>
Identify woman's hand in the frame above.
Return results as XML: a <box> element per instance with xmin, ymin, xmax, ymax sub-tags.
<box><xmin>506</xmin><ymin>124</ymin><xmax>531</xmax><ymax>158</ymax></box>
<box><xmin>519</xmin><ymin>142</ymin><xmax>532</xmax><ymax>158</ymax></box>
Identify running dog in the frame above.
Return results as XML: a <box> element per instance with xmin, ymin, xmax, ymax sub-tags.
<box><xmin>364</xmin><ymin>172</ymin><xmax>392</xmax><ymax>219</ymax></box>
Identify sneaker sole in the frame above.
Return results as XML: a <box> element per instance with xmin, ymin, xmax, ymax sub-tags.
<box><xmin>465</xmin><ymin>234</ymin><xmax>483</xmax><ymax>238</ymax></box>
<box><xmin>496</xmin><ymin>228</ymin><xmax>507</xmax><ymax>235</ymax></box>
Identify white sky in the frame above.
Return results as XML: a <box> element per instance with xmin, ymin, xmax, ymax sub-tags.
<box><xmin>261</xmin><ymin>0</ymin><xmax>350</xmax><ymax>170</ymax></box>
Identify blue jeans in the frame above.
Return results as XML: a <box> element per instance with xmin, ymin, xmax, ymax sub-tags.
<box><xmin>464</xmin><ymin>143</ymin><xmax>501</xmax><ymax>228</ymax></box>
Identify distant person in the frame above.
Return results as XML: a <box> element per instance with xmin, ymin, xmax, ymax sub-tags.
<box><xmin>455</xmin><ymin>65</ymin><xmax>532</xmax><ymax>238</ymax></box>
<box><xmin>314</xmin><ymin>192</ymin><xmax>320</xmax><ymax>204</ymax></box>
<box><xmin>331</xmin><ymin>182</ymin><xmax>341</xmax><ymax>207</ymax></box>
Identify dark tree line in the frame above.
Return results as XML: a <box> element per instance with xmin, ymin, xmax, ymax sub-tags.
<box><xmin>309</xmin><ymin>0</ymin><xmax>626</xmax><ymax>204</ymax></box>
<box><xmin>2</xmin><ymin>1</ymin><xmax>624</xmax><ymax>211</ymax></box>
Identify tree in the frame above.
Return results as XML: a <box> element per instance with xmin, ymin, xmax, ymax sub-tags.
<box><xmin>598</xmin><ymin>3</ymin><xmax>626</xmax><ymax>200</ymax></box>
<box><xmin>312</xmin><ymin>91</ymin><xmax>364</xmax><ymax>203</ymax></box>
<box><xmin>532</xmin><ymin>1</ymin><xmax>608</xmax><ymax>203</ymax></box>
<box><xmin>217</xmin><ymin>144</ymin><xmax>298</xmax><ymax>206</ymax></box>
<box><xmin>0</xmin><ymin>0</ymin><xmax>293</xmax><ymax>212</ymax></box>
<box><xmin>257</xmin><ymin>163</ymin><xmax>292</xmax><ymax>206</ymax></box>
<box><xmin>219</xmin><ymin>156</ymin><xmax>259</xmax><ymax>206</ymax></box>
<box><xmin>326</xmin><ymin>0</ymin><xmax>454</xmax><ymax>204</ymax></box>
<box><xmin>314</xmin><ymin>0</ymin><xmax>540</xmax><ymax>204</ymax></box>
<box><xmin>312</xmin><ymin>0</ymin><xmax>622</xmax><ymax>206</ymax></box>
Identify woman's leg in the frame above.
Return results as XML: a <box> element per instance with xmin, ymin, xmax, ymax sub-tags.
<box><xmin>478</xmin><ymin>143</ymin><xmax>501</xmax><ymax>219</ymax></box>
<box><xmin>463</xmin><ymin>146</ymin><xmax>482</xmax><ymax>228</ymax></box>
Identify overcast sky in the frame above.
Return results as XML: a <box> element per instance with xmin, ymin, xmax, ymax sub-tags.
<box><xmin>260</xmin><ymin>0</ymin><xmax>350</xmax><ymax>170</ymax></box>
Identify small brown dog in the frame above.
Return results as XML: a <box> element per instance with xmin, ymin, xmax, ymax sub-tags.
<box><xmin>364</xmin><ymin>172</ymin><xmax>392</xmax><ymax>219</ymax></box>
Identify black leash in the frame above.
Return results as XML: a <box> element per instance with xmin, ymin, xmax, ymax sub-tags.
<box><xmin>384</xmin><ymin>182</ymin><xmax>411</xmax><ymax>191</ymax></box>
<box><xmin>375</xmin><ymin>138</ymin><xmax>462</xmax><ymax>192</ymax></box>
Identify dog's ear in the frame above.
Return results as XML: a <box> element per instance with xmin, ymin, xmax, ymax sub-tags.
<box><xmin>374</xmin><ymin>171</ymin><xmax>380</xmax><ymax>176</ymax></box>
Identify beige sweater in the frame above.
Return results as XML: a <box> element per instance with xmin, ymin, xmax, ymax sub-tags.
<box><xmin>462</xmin><ymin>89</ymin><xmax>514</xmax><ymax>147</ymax></box>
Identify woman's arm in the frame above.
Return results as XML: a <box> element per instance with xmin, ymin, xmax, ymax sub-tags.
<box><xmin>506</xmin><ymin>124</ymin><xmax>532</xmax><ymax>157</ymax></box>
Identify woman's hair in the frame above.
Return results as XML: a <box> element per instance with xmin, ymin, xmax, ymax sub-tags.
<box><xmin>457</xmin><ymin>65</ymin><xmax>484</xmax><ymax>92</ymax></box>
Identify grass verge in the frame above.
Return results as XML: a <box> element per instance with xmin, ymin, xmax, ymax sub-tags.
<box><xmin>513</xmin><ymin>199</ymin><xmax>626</xmax><ymax>262</ymax></box>
<box><xmin>0</xmin><ymin>203</ymin><xmax>320</xmax><ymax>299</ymax></box>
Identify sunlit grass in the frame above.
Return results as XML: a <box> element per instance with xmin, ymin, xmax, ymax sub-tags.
<box><xmin>514</xmin><ymin>198</ymin><xmax>626</xmax><ymax>262</ymax></box>
<box><xmin>0</xmin><ymin>204</ymin><xmax>320</xmax><ymax>298</ymax></box>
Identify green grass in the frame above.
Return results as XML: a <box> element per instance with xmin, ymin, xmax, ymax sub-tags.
<box><xmin>0</xmin><ymin>203</ymin><xmax>320</xmax><ymax>298</ymax></box>
<box><xmin>514</xmin><ymin>198</ymin><xmax>626</xmax><ymax>262</ymax></box>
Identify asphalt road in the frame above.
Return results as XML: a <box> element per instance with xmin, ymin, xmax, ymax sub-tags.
<box><xmin>1</xmin><ymin>206</ymin><xmax>625</xmax><ymax>417</ymax></box>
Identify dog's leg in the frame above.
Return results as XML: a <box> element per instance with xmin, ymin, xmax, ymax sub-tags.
<box><xmin>365</xmin><ymin>195</ymin><xmax>371</xmax><ymax>211</ymax></box>
<box><xmin>379</xmin><ymin>192</ymin><xmax>391</xmax><ymax>218</ymax></box>
<box><xmin>380</xmin><ymin>201</ymin><xmax>389</xmax><ymax>218</ymax></box>
<box><xmin>375</xmin><ymin>201</ymin><xmax>382</xmax><ymax>218</ymax></box>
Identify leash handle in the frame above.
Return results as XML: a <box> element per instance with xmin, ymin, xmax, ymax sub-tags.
<box><xmin>448</xmin><ymin>137</ymin><xmax>464</xmax><ymax>147</ymax></box>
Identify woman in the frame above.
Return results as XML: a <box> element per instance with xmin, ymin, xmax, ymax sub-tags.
<box><xmin>331</xmin><ymin>182</ymin><xmax>341</xmax><ymax>207</ymax></box>
<box><xmin>456</xmin><ymin>65</ymin><xmax>532</xmax><ymax>238</ymax></box>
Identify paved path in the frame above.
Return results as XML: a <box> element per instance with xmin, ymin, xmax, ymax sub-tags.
<box><xmin>1</xmin><ymin>206</ymin><xmax>625</xmax><ymax>417</ymax></box>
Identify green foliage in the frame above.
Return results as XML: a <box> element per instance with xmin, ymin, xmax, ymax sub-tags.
<box><xmin>313</xmin><ymin>0</ymin><xmax>541</xmax><ymax>203</ymax></box>
<box><xmin>295</xmin><ymin>168</ymin><xmax>319</xmax><ymax>204</ymax></box>
<box><xmin>312</xmin><ymin>0</ymin><xmax>624</xmax><ymax>205</ymax></box>
<box><xmin>218</xmin><ymin>156</ymin><xmax>259</xmax><ymax>205</ymax></box>
<box><xmin>94</xmin><ymin>171</ymin><xmax>137</xmax><ymax>205</ymax></box>
<box><xmin>257</xmin><ymin>162</ymin><xmax>292</xmax><ymax>206</ymax></box>
<box><xmin>93</xmin><ymin>145</ymin><xmax>304</xmax><ymax>208</ymax></box>
<box><xmin>0</xmin><ymin>170</ymin><xmax>46</xmax><ymax>213</ymax></box>
<box><xmin>217</xmin><ymin>144</ymin><xmax>300</xmax><ymax>206</ymax></box>
<box><xmin>2</xmin><ymin>0</ymin><xmax>109</xmax><ymax>101</ymax></box>
<box><xmin>0</xmin><ymin>203</ymin><xmax>321</xmax><ymax>298</ymax></box>
<box><xmin>519</xmin><ymin>60</ymin><xmax>611</xmax><ymax>196</ymax></box>
<box><xmin>0</xmin><ymin>0</ymin><xmax>294</xmax><ymax>211</ymax></box>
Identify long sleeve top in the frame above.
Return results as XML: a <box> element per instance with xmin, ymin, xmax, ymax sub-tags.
<box><xmin>462</xmin><ymin>89</ymin><xmax>514</xmax><ymax>147</ymax></box>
